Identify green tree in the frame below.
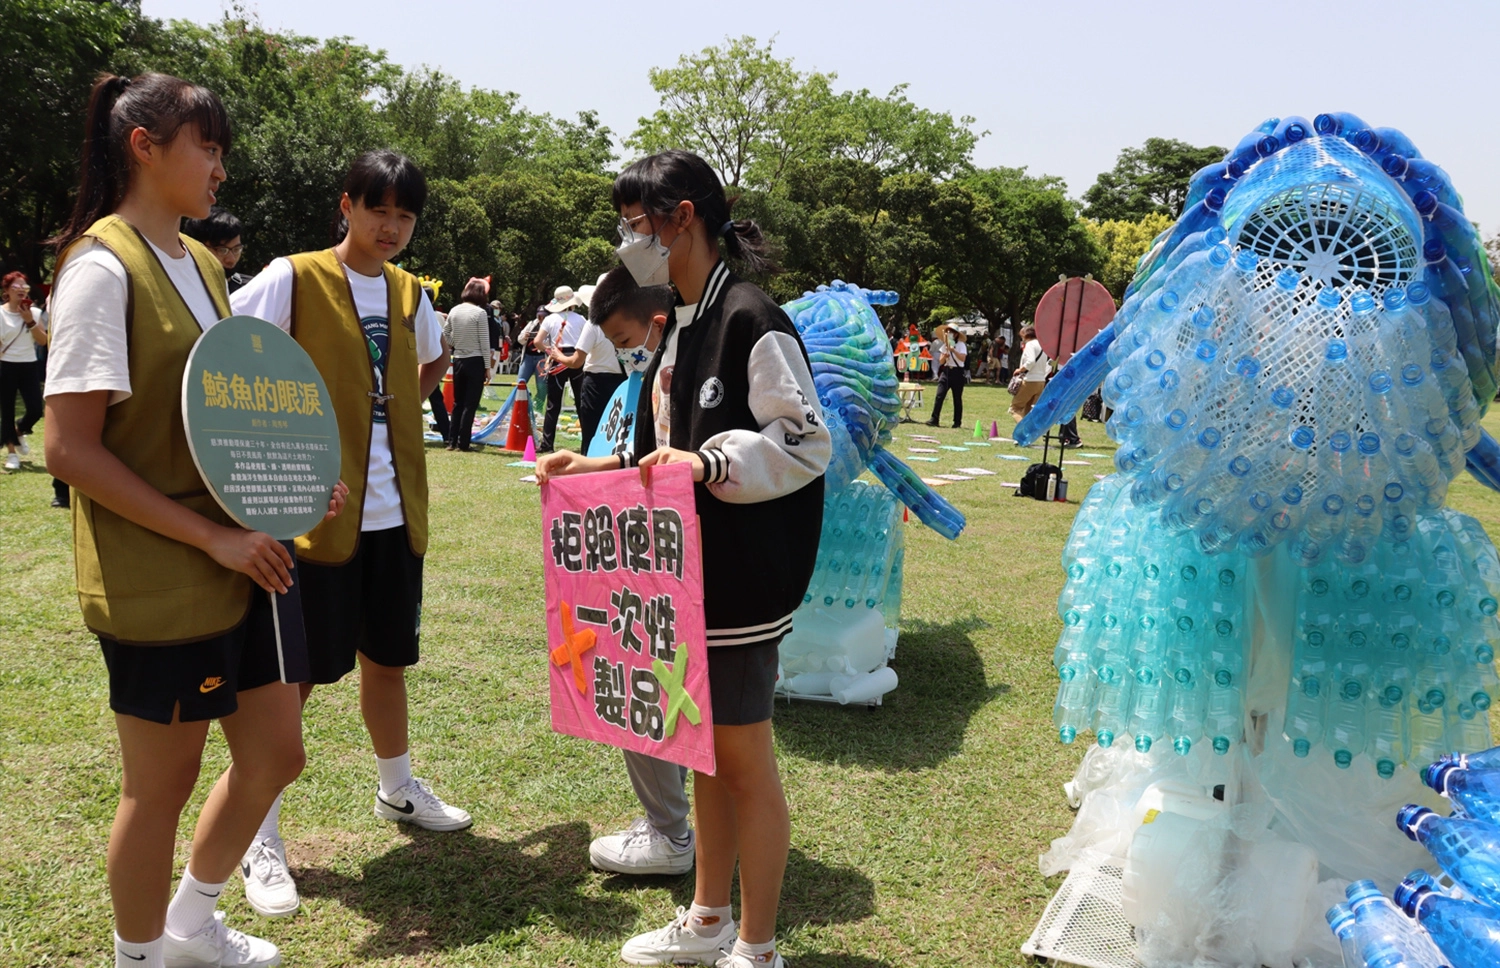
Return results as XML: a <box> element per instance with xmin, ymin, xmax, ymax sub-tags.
<box><xmin>628</xmin><ymin>35</ymin><xmax>837</xmax><ymax>192</ymax></box>
<box><xmin>1081</xmin><ymin>137</ymin><xmax>1226</xmax><ymax>222</ymax></box>
<box><xmin>825</xmin><ymin>84</ymin><xmax>982</xmax><ymax>178</ymax></box>
<box><xmin>1083</xmin><ymin>211</ymin><xmax>1174</xmax><ymax>297</ymax></box>
<box><xmin>941</xmin><ymin>168</ymin><xmax>1103</xmax><ymax>342</ymax></box>
<box><xmin>0</xmin><ymin>0</ymin><xmax>153</xmax><ymax>280</ymax></box>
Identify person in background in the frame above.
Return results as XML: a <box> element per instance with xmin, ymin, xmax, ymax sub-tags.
<box><xmin>1010</xmin><ymin>324</ymin><xmax>1050</xmax><ymax>422</ymax></box>
<box><xmin>181</xmin><ymin>206</ymin><xmax>253</xmax><ymax>293</ymax></box>
<box><xmin>1</xmin><ymin>271</ymin><xmax>48</xmax><ymax>472</ymax></box>
<box><xmin>486</xmin><ymin>298</ymin><xmax>506</xmax><ymax>371</ymax></box>
<box><xmin>443</xmin><ymin>277</ymin><xmax>492</xmax><ymax>451</ymax></box>
<box><xmin>925</xmin><ymin>325</ymin><xmax>967</xmax><ymax>428</ymax></box>
<box><xmin>422</xmin><ymin>284</ymin><xmax>451</xmax><ymax>443</ymax></box>
<box><xmin>536</xmin><ymin>285</ymin><xmax>586</xmax><ymax>453</ymax></box>
<box><xmin>989</xmin><ymin>335</ymin><xmax>1009</xmax><ymax>384</ymax></box>
<box><xmin>515</xmin><ymin>305</ymin><xmax>548</xmax><ymax>405</ymax></box>
<box><xmin>548</xmin><ymin>276</ymin><xmax>626</xmax><ymax>452</ymax></box>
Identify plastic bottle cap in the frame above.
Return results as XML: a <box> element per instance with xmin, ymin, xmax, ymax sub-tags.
<box><xmin>1406</xmin><ymin>282</ymin><xmax>1430</xmax><ymax>304</ymax></box>
<box><xmin>1275</xmin><ymin>267</ymin><xmax>1301</xmax><ymax>291</ymax></box>
<box><xmin>1209</xmin><ymin>243</ymin><xmax>1232</xmax><ymax>266</ymax></box>
<box><xmin>1325</xmin><ymin>902</ymin><xmax>1354</xmax><ymax>931</ymax></box>
<box><xmin>1422</xmin><ymin>760</ymin><xmax>1454</xmax><ymax>794</ymax></box>
<box><xmin>1396</xmin><ymin>804</ymin><xmax>1434</xmax><ymax>840</ymax></box>
<box><xmin>1315</xmin><ymin>288</ymin><xmax>1341</xmax><ymax>310</ymax></box>
<box><xmin>1193</xmin><ymin>306</ymin><xmax>1215</xmax><ymax>328</ymax></box>
<box><xmin>1329</xmin><ymin>431</ymin><xmax>1352</xmax><ymax>452</ymax></box>
<box><xmin>1413</xmin><ymin>190</ymin><xmax>1438</xmax><ymax>216</ymax></box>
<box><xmin>1290</xmin><ymin>427</ymin><xmax>1314</xmax><ymax>449</ymax></box>
<box><xmin>1346</xmin><ymin>879</ymin><xmax>1384</xmax><ymax>905</ymax></box>
<box><xmin>1424</xmin><ymin>237</ymin><xmax>1445</xmax><ymax>261</ymax></box>
<box><xmin>1284</xmin><ymin>123</ymin><xmax>1307</xmax><ymax>143</ymax></box>
<box><xmin>1325</xmin><ymin>339</ymin><xmax>1348</xmax><ymax>362</ymax></box>
<box><xmin>1350</xmin><ymin>292</ymin><xmax>1376</xmax><ymax>315</ymax></box>
<box><xmin>1234</xmin><ymin>250</ymin><xmax>1258</xmax><ymax>273</ymax></box>
<box><xmin>1383</xmin><ymin>289</ymin><xmax>1408</xmax><ymax>311</ymax></box>
<box><xmin>1358</xmin><ymin>432</ymin><xmax>1381</xmax><ymax>455</ymax></box>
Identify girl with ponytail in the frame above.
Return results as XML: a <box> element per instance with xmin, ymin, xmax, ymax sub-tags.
<box><xmin>539</xmin><ymin>150</ymin><xmax>829</xmax><ymax>968</ymax></box>
<box><xmin>45</xmin><ymin>73</ymin><xmax>339</xmax><ymax>968</ymax></box>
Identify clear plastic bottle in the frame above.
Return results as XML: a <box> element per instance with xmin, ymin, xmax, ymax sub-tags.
<box><xmin>1345</xmin><ymin>879</ymin><xmax>1450</xmax><ymax>968</ymax></box>
<box><xmin>1394</xmin><ymin>882</ymin><xmax>1500</xmax><ymax>968</ymax></box>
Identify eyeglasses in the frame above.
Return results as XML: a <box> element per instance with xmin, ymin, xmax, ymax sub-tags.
<box><xmin>617</xmin><ymin>212</ymin><xmax>654</xmax><ymax>241</ymax></box>
<box><xmin>211</xmin><ymin>243</ymin><xmax>244</xmax><ymax>256</ymax></box>
<box><xmin>7</xmin><ymin>283</ymin><xmax>29</xmax><ymax>292</ymax></box>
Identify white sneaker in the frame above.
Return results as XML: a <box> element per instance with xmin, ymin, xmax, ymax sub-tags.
<box><xmin>163</xmin><ymin>911</ymin><xmax>280</xmax><ymax>968</ymax></box>
<box><xmin>373</xmin><ymin>778</ymin><xmax>472</xmax><ymax>831</ymax></box>
<box><xmin>3</xmin><ymin>453</ymin><xmax>18</xmax><ymax>471</ymax></box>
<box><xmin>717</xmin><ymin>953</ymin><xmax>785</xmax><ymax>968</ymax></box>
<box><xmin>621</xmin><ymin>906</ymin><xmax>736</xmax><ymax>965</ymax></box>
<box><xmin>590</xmin><ymin>818</ymin><xmax>695</xmax><ymax>875</ymax></box>
<box><xmin>16</xmin><ymin>437</ymin><xmax>28</xmax><ymax>456</ymax></box>
<box><xmin>241</xmin><ymin>837</ymin><xmax>299</xmax><ymax>917</ymax></box>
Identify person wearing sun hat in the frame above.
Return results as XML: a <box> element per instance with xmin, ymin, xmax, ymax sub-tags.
<box><xmin>537</xmin><ymin>283</ymin><xmax>587</xmax><ymax>453</ymax></box>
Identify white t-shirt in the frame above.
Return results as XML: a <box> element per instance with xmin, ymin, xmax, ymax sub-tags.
<box><xmin>45</xmin><ymin>238</ymin><xmax>224</xmax><ymax>405</ymax></box>
<box><xmin>576</xmin><ymin>322</ymin><xmax>622</xmax><ymax>375</ymax></box>
<box><xmin>652</xmin><ymin>303</ymin><xmax>698</xmax><ymax>450</ymax></box>
<box><xmin>542</xmin><ymin>310</ymin><xmax>586</xmax><ymax>348</ymax></box>
<box><xmin>1019</xmin><ymin>338</ymin><xmax>1050</xmax><ymax>382</ymax></box>
<box><xmin>0</xmin><ymin>305</ymin><xmax>45</xmax><ymax>363</ymax></box>
<box><xmin>231</xmin><ymin>257</ymin><xmax>444</xmax><ymax>533</ymax></box>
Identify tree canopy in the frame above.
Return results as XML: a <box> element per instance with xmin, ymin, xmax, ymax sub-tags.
<box><xmin>1080</xmin><ymin>137</ymin><xmax>1226</xmax><ymax>222</ymax></box>
<box><xmin>4</xmin><ymin>10</ymin><xmax>1112</xmax><ymax>333</ymax></box>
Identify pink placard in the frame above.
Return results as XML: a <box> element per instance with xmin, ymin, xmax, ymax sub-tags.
<box><xmin>540</xmin><ymin>462</ymin><xmax>715</xmax><ymax>774</ymax></box>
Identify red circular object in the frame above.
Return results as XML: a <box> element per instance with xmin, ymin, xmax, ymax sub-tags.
<box><xmin>1034</xmin><ymin>277</ymin><xmax>1116</xmax><ymax>366</ymax></box>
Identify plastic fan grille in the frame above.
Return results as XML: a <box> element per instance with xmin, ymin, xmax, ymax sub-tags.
<box><xmin>1236</xmin><ymin>183</ymin><xmax>1420</xmax><ymax>292</ymax></box>
<box><xmin>1022</xmin><ymin>860</ymin><xmax>1143</xmax><ymax>968</ymax></box>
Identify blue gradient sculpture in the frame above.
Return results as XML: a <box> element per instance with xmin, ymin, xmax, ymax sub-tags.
<box><xmin>1037</xmin><ymin>115</ymin><xmax>1500</xmax><ymax>772</ymax></box>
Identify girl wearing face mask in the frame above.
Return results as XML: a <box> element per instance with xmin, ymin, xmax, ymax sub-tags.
<box><xmin>539</xmin><ymin>150</ymin><xmax>830</xmax><ymax>968</ymax></box>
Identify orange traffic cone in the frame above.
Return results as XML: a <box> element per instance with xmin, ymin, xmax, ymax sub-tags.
<box><xmin>504</xmin><ymin>383</ymin><xmax>534</xmax><ymax>453</ymax></box>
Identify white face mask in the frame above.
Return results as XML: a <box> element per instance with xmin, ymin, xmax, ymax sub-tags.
<box><xmin>616</xmin><ymin>230</ymin><xmax>672</xmax><ymax>287</ymax></box>
<box><xmin>615</xmin><ymin>327</ymin><xmax>661</xmax><ymax>373</ymax></box>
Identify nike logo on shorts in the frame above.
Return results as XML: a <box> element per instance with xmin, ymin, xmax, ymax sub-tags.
<box><xmin>199</xmin><ymin>676</ymin><xmax>226</xmax><ymax>694</ymax></box>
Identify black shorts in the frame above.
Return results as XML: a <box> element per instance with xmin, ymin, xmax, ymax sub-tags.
<box><xmin>707</xmin><ymin>638</ymin><xmax>782</xmax><ymax>726</ymax></box>
<box><xmin>298</xmin><ymin>525</ymin><xmax>424</xmax><ymax>685</ymax></box>
<box><xmin>99</xmin><ymin>592</ymin><xmax>280</xmax><ymax>724</ymax></box>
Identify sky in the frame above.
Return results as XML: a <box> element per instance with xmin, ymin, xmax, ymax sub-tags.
<box><xmin>143</xmin><ymin>0</ymin><xmax>1500</xmax><ymax>238</ymax></box>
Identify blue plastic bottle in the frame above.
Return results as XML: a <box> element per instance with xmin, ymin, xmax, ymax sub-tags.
<box><xmin>1397</xmin><ymin>806</ymin><xmax>1500</xmax><ymax>907</ymax></box>
<box><xmin>1346</xmin><ymin>879</ymin><xmax>1451</xmax><ymax>967</ymax></box>
<box><xmin>1394</xmin><ymin>882</ymin><xmax>1500</xmax><ymax>968</ymax></box>
<box><xmin>1423</xmin><ymin>762</ymin><xmax>1500</xmax><ymax>825</ymax></box>
<box><xmin>1326</xmin><ymin>902</ymin><xmax>1364</xmax><ymax>968</ymax></box>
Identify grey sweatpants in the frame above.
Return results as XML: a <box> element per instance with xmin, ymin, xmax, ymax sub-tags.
<box><xmin>623</xmin><ymin>749</ymin><xmax>691</xmax><ymax>838</ymax></box>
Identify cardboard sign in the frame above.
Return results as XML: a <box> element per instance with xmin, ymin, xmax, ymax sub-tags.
<box><xmin>181</xmin><ymin>315</ymin><xmax>341</xmax><ymax>684</ymax></box>
<box><xmin>541</xmin><ymin>462</ymin><xmax>714</xmax><ymax>774</ymax></box>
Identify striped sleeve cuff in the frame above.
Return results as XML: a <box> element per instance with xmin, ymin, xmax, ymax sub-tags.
<box><xmin>698</xmin><ymin>448</ymin><xmax>730</xmax><ymax>485</ymax></box>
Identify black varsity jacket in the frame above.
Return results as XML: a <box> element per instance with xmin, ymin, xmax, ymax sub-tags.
<box><xmin>631</xmin><ymin>260</ymin><xmax>830</xmax><ymax>647</ymax></box>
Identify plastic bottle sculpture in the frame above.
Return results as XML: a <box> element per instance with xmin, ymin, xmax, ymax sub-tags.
<box><xmin>774</xmin><ymin>282</ymin><xmax>964</xmax><ymax>701</ymax></box>
<box><xmin>1036</xmin><ymin>114</ymin><xmax>1500</xmax><ymax>775</ymax></box>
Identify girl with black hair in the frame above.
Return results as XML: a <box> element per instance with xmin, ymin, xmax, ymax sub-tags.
<box><xmin>45</xmin><ymin>72</ymin><xmax>345</xmax><ymax>968</ymax></box>
<box><xmin>230</xmin><ymin>150</ymin><xmax>468</xmax><ymax>919</ymax></box>
<box><xmin>539</xmin><ymin>149</ymin><xmax>829</xmax><ymax>968</ymax></box>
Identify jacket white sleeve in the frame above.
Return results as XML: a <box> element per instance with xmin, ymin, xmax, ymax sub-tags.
<box><xmin>698</xmin><ymin>331</ymin><xmax>831</xmax><ymax>504</ymax></box>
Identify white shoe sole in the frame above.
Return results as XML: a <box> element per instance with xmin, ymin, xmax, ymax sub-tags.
<box><xmin>590</xmin><ymin>842</ymin><xmax>695</xmax><ymax>876</ymax></box>
<box><xmin>620</xmin><ymin>951</ymin><xmax>724</xmax><ymax>966</ymax></box>
<box><xmin>244</xmin><ymin>892</ymin><xmax>299</xmax><ymax>918</ymax></box>
<box><xmin>373</xmin><ymin>801</ymin><xmax>473</xmax><ymax>831</ymax></box>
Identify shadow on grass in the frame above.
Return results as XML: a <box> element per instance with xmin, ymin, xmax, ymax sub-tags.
<box><xmin>298</xmin><ymin>821</ymin><xmax>636</xmax><ymax>956</ymax></box>
<box><xmin>772</xmin><ymin>615</ymin><xmax>1008</xmax><ymax>771</ymax></box>
<box><xmin>599</xmin><ymin>846</ymin><xmax>876</xmax><ymax>929</ymax></box>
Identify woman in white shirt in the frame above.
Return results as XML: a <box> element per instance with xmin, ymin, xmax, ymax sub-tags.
<box><xmin>0</xmin><ymin>271</ymin><xmax>48</xmax><ymax>470</ymax></box>
<box><xmin>1009</xmin><ymin>324</ymin><xmax>1051</xmax><ymax>421</ymax></box>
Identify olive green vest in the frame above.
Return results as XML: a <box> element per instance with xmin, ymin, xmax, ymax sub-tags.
<box><xmin>63</xmin><ymin>216</ymin><xmax>251</xmax><ymax>645</ymax></box>
<box><xmin>286</xmin><ymin>250</ymin><xmax>428</xmax><ymax>565</ymax></box>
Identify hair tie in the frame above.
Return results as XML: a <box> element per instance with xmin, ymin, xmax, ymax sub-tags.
<box><xmin>720</xmin><ymin>220</ymin><xmax>735</xmax><ymax>236</ymax></box>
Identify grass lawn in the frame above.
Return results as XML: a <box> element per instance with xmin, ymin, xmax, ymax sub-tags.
<box><xmin>5</xmin><ymin>382</ymin><xmax>1500</xmax><ymax>968</ymax></box>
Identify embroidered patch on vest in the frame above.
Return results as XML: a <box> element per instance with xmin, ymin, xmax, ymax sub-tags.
<box><xmin>698</xmin><ymin>377</ymin><xmax>725</xmax><ymax>409</ymax></box>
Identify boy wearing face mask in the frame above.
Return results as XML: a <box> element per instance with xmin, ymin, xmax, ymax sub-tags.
<box><xmin>536</xmin><ymin>266</ymin><xmax>697</xmax><ymax>876</ymax></box>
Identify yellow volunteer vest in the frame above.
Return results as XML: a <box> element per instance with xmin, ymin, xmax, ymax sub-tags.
<box><xmin>62</xmin><ymin>215</ymin><xmax>252</xmax><ymax>645</ymax></box>
<box><xmin>286</xmin><ymin>250</ymin><xmax>428</xmax><ymax>564</ymax></box>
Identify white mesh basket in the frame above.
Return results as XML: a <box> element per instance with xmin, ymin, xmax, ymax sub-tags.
<box><xmin>1021</xmin><ymin>859</ymin><xmax>1143</xmax><ymax>968</ymax></box>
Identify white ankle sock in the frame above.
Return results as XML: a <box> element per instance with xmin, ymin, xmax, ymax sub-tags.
<box><xmin>731</xmin><ymin>937</ymin><xmax>778</xmax><ymax>963</ymax></box>
<box><xmin>164</xmin><ymin>869</ymin><xmax>225</xmax><ymax>938</ymax></box>
<box><xmin>115</xmin><ymin>933</ymin><xmax>163</xmax><ymax>968</ymax></box>
<box><xmin>255</xmin><ymin>792</ymin><xmax>283</xmax><ymax>844</ymax></box>
<box><xmin>377</xmin><ymin>751</ymin><xmax>413</xmax><ymax>798</ymax></box>
<box><xmin>686</xmin><ymin>903</ymin><xmax>732</xmax><ymax>938</ymax></box>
